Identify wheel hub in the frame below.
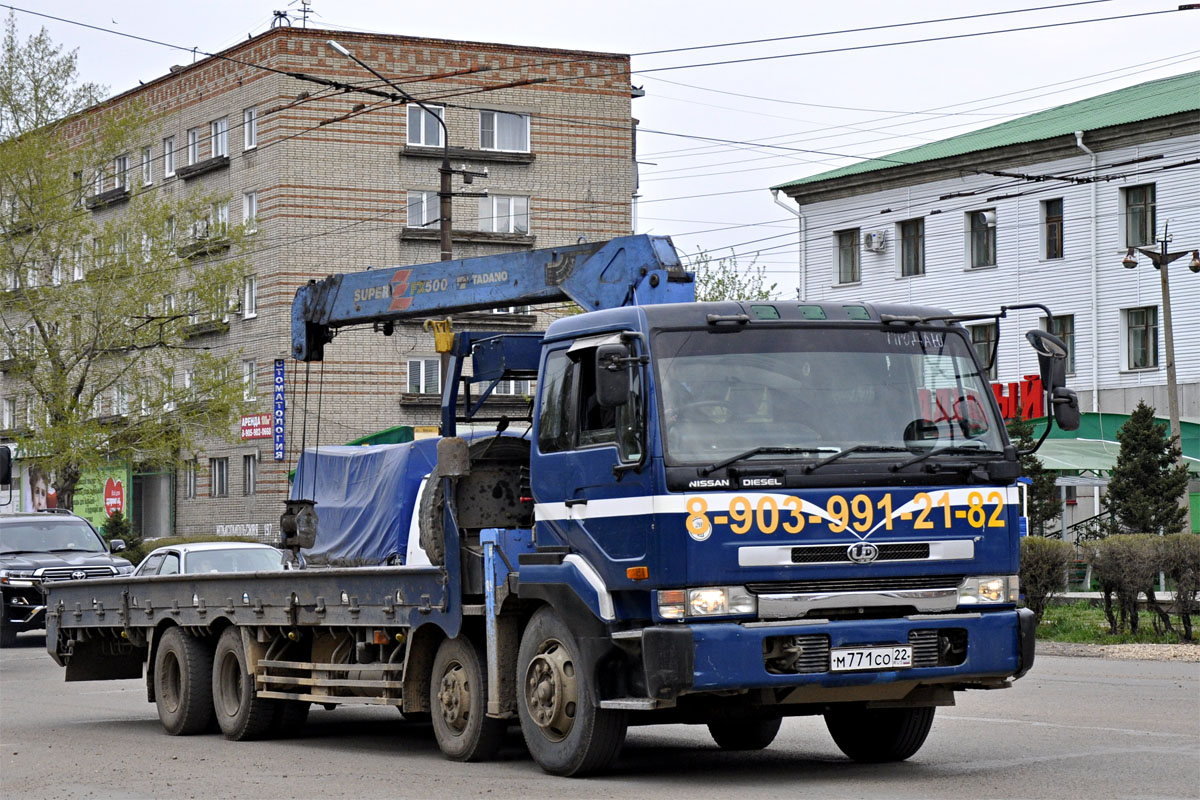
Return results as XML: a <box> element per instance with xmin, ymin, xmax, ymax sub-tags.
<box><xmin>524</xmin><ymin>639</ymin><xmax>577</xmax><ymax>742</ymax></box>
<box><xmin>437</xmin><ymin>663</ymin><xmax>470</xmax><ymax>733</ymax></box>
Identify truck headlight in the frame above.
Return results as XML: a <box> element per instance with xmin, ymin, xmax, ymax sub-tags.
<box><xmin>958</xmin><ymin>575</ymin><xmax>1018</xmax><ymax>605</ymax></box>
<box><xmin>658</xmin><ymin>586</ymin><xmax>757</xmax><ymax>619</ymax></box>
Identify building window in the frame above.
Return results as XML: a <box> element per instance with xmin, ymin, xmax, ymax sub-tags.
<box><xmin>899</xmin><ymin>218</ymin><xmax>924</xmax><ymax>277</ymax></box>
<box><xmin>93</xmin><ymin>169</ymin><xmax>104</xmax><ymax>196</ymax></box>
<box><xmin>184</xmin><ymin>460</ymin><xmax>198</xmax><ymax>498</ymax></box>
<box><xmin>1</xmin><ymin>397</ymin><xmax>14</xmax><ymax>430</ymax></box>
<box><xmin>243</xmin><ymin>276</ymin><xmax>257</xmax><ymax>319</ymax></box>
<box><xmin>210</xmin><ymin>117</ymin><xmax>228</xmax><ymax>158</ymax></box>
<box><xmin>407</xmin><ymin>105</ymin><xmax>444</xmax><ymax>147</ymax></box>
<box><xmin>493</xmin><ymin>378</ymin><xmax>531</xmax><ymax>396</ymax></box>
<box><xmin>141</xmin><ymin>146</ymin><xmax>153</xmax><ymax>185</ymax></box>
<box><xmin>1125</xmin><ymin>306</ymin><xmax>1158</xmax><ymax>370</ymax></box>
<box><xmin>243</xmin><ymin>454</ymin><xmax>257</xmax><ymax>496</ymax></box>
<box><xmin>970</xmin><ymin>323</ymin><xmax>998</xmax><ymax>380</ymax></box>
<box><xmin>114</xmin><ymin>386</ymin><xmax>129</xmax><ymax>416</ymax></box>
<box><xmin>114</xmin><ymin>154</ymin><xmax>130</xmax><ymax>190</ymax></box>
<box><xmin>183</xmin><ymin>368</ymin><xmax>195</xmax><ymax>397</ymax></box>
<box><xmin>163</xmin><ymin>136</ymin><xmax>175</xmax><ymax>176</ymax></box>
<box><xmin>243</xmin><ymin>191</ymin><xmax>258</xmax><ymax>233</ymax></box>
<box><xmin>242</xmin><ymin>360</ymin><xmax>256</xmax><ymax>401</ymax></box>
<box><xmin>72</xmin><ymin>246</ymin><xmax>83</xmax><ymax>281</ymax></box>
<box><xmin>407</xmin><ymin>190</ymin><xmax>439</xmax><ymax>228</ymax></box>
<box><xmin>968</xmin><ymin>209</ymin><xmax>996</xmax><ymax>268</ymax></box>
<box><xmin>1043</xmin><ymin>198</ymin><xmax>1063</xmax><ymax>259</ymax></box>
<box><xmin>187</xmin><ymin>128</ymin><xmax>199</xmax><ymax>165</ymax></box>
<box><xmin>210</xmin><ymin>457</ymin><xmax>228</xmax><ymax>498</ymax></box>
<box><xmin>1123</xmin><ymin>184</ymin><xmax>1155</xmax><ymax>246</ymax></box>
<box><xmin>243</xmin><ymin>107</ymin><xmax>257</xmax><ymax>149</ymax></box>
<box><xmin>1042</xmin><ymin>314</ymin><xmax>1076</xmax><ymax>375</ymax></box>
<box><xmin>72</xmin><ymin>171</ymin><xmax>84</xmax><ymax>206</ymax></box>
<box><xmin>479</xmin><ymin>110</ymin><xmax>529</xmax><ymax>152</ymax></box>
<box><xmin>835</xmin><ymin>228</ymin><xmax>859</xmax><ymax>284</ymax></box>
<box><xmin>408</xmin><ymin>358</ymin><xmax>440</xmax><ymax>394</ymax></box>
<box><xmin>211</xmin><ymin>202</ymin><xmax>229</xmax><ymax>237</ymax></box>
<box><xmin>478</xmin><ymin>195</ymin><xmax>529</xmax><ymax>234</ymax></box>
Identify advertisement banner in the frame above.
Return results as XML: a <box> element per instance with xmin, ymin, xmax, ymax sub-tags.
<box><xmin>240</xmin><ymin>413</ymin><xmax>273</xmax><ymax>440</ymax></box>
<box><xmin>73</xmin><ymin>463</ymin><xmax>132</xmax><ymax>529</ymax></box>
<box><xmin>273</xmin><ymin>359</ymin><xmax>286</xmax><ymax>461</ymax></box>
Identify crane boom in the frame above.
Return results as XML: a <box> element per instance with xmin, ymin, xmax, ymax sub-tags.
<box><xmin>291</xmin><ymin>234</ymin><xmax>693</xmax><ymax>361</ymax></box>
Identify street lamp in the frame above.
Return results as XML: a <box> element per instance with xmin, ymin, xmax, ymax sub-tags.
<box><xmin>329</xmin><ymin>40</ymin><xmax>479</xmax><ymax>262</ymax></box>
<box><xmin>1121</xmin><ymin>222</ymin><xmax>1197</xmax><ymax>489</ymax></box>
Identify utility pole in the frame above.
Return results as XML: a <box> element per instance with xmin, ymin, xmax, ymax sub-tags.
<box><xmin>1123</xmin><ymin>224</ymin><xmax>1200</xmax><ymax>505</ymax></box>
<box><xmin>327</xmin><ymin>40</ymin><xmax>486</xmax><ymax>262</ymax></box>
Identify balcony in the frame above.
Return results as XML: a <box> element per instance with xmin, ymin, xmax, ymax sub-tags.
<box><xmin>85</xmin><ymin>187</ymin><xmax>130</xmax><ymax>211</ymax></box>
<box><xmin>175</xmin><ymin>155</ymin><xmax>230</xmax><ymax>181</ymax></box>
<box><xmin>401</xmin><ymin>145</ymin><xmax>536</xmax><ymax>166</ymax></box>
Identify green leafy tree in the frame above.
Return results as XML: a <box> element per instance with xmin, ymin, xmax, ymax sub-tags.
<box><xmin>1</xmin><ymin>16</ymin><xmax>246</xmax><ymax>509</ymax></box>
<box><xmin>693</xmin><ymin>249</ymin><xmax>777</xmax><ymax>301</ymax></box>
<box><xmin>1105</xmin><ymin>402</ymin><xmax>1190</xmax><ymax>535</ymax></box>
<box><xmin>1007</xmin><ymin>418</ymin><xmax>1062</xmax><ymax>536</ymax></box>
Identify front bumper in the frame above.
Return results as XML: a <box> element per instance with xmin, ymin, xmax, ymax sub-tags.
<box><xmin>643</xmin><ymin>608</ymin><xmax>1029</xmax><ymax>695</ymax></box>
<box><xmin>2</xmin><ymin>586</ymin><xmax>48</xmax><ymax>632</ymax></box>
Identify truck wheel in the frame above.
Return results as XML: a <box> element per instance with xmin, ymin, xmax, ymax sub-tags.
<box><xmin>824</xmin><ymin>705</ymin><xmax>935</xmax><ymax>763</ymax></box>
<box><xmin>270</xmin><ymin>700</ymin><xmax>311</xmax><ymax>736</ymax></box>
<box><xmin>707</xmin><ymin>717</ymin><xmax>782</xmax><ymax>751</ymax></box>
<box><xmin>517</xmin><ymin>607</ymin><xmax>627</xmax><ymax>777</ymax></box>
<box><xmin>153</xmin><ymin>627</ymin><xmax>214</xmax><ymax>736</ymax></box>
<box><xmin>430</xmin><ymin>635</ymin><xmax>504</xmax><ymax>761</ymax></box>
<box><xmin>212</xmin><ymin>627</ymin><xmax>276</xmax><ymax>741</ymax></box>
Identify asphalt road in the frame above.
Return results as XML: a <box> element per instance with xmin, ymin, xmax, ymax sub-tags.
<box><xmin>2</xmin><ymin>631</ymin><xmax>1197</xmax><ymax>799</ymax></box>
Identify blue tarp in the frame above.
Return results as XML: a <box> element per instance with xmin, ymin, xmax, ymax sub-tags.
<box><xmin>289</xmin><ymin>440</ymin><xmax>439</xmax><ymax>566</ymax></box>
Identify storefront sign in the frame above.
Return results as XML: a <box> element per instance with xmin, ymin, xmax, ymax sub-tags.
<box><xmin>73</xmin><ymin>463</ymin><xmax>131</xmax><ymax>528</ymax></box>
<box><xmin>240</xmin><ymin>413</ymin><xmax>273</xmax><ymax>440</ymax></box>
<box><xmin>273</xmin><ymin>360</ymin><xmax>286</xmax><ymax>461</ymax></box>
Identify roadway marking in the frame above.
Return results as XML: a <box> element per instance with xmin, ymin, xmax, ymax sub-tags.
<box><xmin>942</xmin><ymin>714</ymin><xmax>1194</xmax><ymax>739</ymax></box>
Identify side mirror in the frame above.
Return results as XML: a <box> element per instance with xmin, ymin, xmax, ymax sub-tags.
<box><xmin>0</xmin><ymin>446</ymin><xmax>10</xmax><ymax>486</ymax></box>
<box><xmin>1025</xmin><ymin>329</ymin><xmax>1079</xmax><ymax>432</ymax></box>
<box><xmin>109</xmin><ymin>538</ymin><xmax>127</xmax><ymax>553</ymax></box>
<box><xmin>595</xmin><ymin>343</ymin><xmax>631</xmax><ymax>408</ymax></box>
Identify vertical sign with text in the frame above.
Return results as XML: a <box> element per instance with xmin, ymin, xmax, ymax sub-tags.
<box><xmin>273</xmin><ymin>359</ymin><xmax>286</xmax><ymax>461</ymax></box>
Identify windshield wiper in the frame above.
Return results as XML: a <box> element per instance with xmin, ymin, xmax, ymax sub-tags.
<box><xmin>890</xmin><ymin>444</ymin><xmax>1002</xmax><ymax>472</ymax></box>
<box><xmin>802</xmin><ymin>445</ymin><xmax>910</xmax><ymax>474</ymax></box>
<box><xmin>701</xmin><ymin>446</ymin><xmax>838</xmax><ymax>475</ymax></box>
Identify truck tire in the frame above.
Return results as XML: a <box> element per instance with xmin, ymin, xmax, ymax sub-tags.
<box><xmin>419</xmin><ymin>436</ymin><xmax>532</xmax><ymax>566</ymax></box>
<box><xmin>824</xmin><ymin>705</ymin><xmax>935</xmax><ymax>763</ymax></box>
<box><xmin>153</xmin><ymin>627</ymin><xmax>214</xmax><ymax>736</ymax></box>
<box><xmin>517</xmin><ymin>607</ymin><xmax>627</xmax><ymax>777</ymax></box>
<box><xmin>212</xmin><ymin>627</ymin><xmax>276</xmax><ymax>741</ymax></box>
<box><xmin>430</xmin><ymin>635</ymin><xmax>505</xmax><ymax>761</ymax></box>
<box><xmin>707</xmin><ymin>717</ymin><xmax>782</xmax><ymax>751</ymax></box>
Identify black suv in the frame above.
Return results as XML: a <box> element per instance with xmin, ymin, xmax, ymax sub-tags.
<box><xmin>0</xmin><ymin>510</ymin><xmax>134</xmax><ymax>646</ymax></box>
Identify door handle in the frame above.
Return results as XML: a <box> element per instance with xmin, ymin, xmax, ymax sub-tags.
<box><xmin>564</xmin><ymin>498</ymin><xmax>588</xmax><ymax>508</ymax></box>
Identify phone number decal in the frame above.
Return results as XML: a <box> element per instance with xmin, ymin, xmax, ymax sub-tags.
<box><xmin>684</xmin><ymin>490</ymin><xmax>1007</xmax><ymax>541</ymax></box>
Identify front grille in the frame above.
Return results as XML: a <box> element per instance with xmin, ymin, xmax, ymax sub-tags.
<box><xmin>746</xmin><ymin>575</ymin><xmax>962</xmax><ymax>595</ymax></box>
<box><xmin>909</xmin><ymin>629</ymin><xmax>940</xmax><ymax>668</ymax></box>
<box><xmin>791</xmin><ymin>542</ymin><xmax>931</xmax><ymax>564</ymax></box>
<box><xmin>765</xmin><ymin>634</ymin><xmax>830</xmax><ymax>674</ymax></box>
<box><xmin>37</xmin><ymin>566</ymin><xmax>118</xmax><ymax>582</ymax></box>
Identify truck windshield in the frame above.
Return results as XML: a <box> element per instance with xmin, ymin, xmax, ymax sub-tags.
<box><xmin>653</xmin><ymin>325</ymin><xmax>1005</xmax><ymax>467</ymax></box>
<box><xmin>0</xmin><ymin>519</ymin><xmax>108</xmax><ymax>554</ymax></box>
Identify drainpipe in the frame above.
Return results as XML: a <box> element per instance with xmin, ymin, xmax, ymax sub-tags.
<box><xmin>772</xmin><ymin>189</ymin><xmax>805</xmax><ymax>299</ymax></box>
<box><xmin>1074</xmin><ymin>131</ymin><xmax>1100</xmax><ymax>413</ymax></box>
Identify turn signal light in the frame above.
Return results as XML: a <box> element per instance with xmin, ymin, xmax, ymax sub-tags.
<box><xmin>626</xmin><ymin>566</ymin><xmax>649</xmax><ymax>581</ymax></box>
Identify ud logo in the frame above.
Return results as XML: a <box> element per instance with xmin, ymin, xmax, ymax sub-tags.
<box><xmin>846</xmin><ymin>542</ymin><xmax>879</xmax><ymax>564</ymax></box>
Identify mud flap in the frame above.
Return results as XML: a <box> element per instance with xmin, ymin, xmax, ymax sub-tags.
<box><xmin>64</xmin><ymin>640</ymin><xmax>146</xmax><ymax>681</ymax></box>
<box><xmin>1014</xmin><ymin>607</ymin><xmax>1036</xmax><ymax>680</ymax></box>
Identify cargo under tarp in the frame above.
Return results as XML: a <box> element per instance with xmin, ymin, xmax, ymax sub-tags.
<box><xmin>289</xmin><ymin>440</ymin><xmax>439</xmax><ymax>566</ymax></box>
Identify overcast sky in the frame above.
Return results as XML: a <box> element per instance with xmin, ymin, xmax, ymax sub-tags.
<box><xmin>9</xmin><ymin>0</ymin><xmax>1199</xmax><ymax>297</ymax></box>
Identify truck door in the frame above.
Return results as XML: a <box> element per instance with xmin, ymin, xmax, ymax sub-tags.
<box><xmin>533</xmin><ymin>340</ymin><xmax>653</xmax><ymax>573</ymax></box>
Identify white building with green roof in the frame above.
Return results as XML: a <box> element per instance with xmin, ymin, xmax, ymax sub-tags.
<box><xmin>773</xmin><ymin>71</ymin><xmax>1199</xmax><ymax>534</ymax></box>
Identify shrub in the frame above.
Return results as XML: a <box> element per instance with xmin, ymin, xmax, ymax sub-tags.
<box><xmin>1085</xmin><ymin>534</ymin><xmax>1160</xmax><ymax>634</ymax></box>
<box><xmin>1159</xmin><ymin>534</ymin><xmax>1200</xmax><ymax>641</ymax></box>
<box><xmin>1020</xmin><ymin>536</ymin><xmax>1074</xmax><ymax>622</ymax></box>
<box><xmin>102</xmin><ymin>510</ymin><xmax>142</xmax><ymax>556</ymax></box>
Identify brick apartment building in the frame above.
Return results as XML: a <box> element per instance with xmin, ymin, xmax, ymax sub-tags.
<box><xmin>1</xmin><ymin>26</ymin><xmax>638</xmax><ymax>539</ymax></box>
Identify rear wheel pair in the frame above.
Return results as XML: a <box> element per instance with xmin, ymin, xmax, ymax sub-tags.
<box><xmin>152</xmin><ymin>627</ymin><xmax>308</xmax><ymax>739</ymax></box>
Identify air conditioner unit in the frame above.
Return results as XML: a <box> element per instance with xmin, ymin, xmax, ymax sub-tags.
<box><xmin>863</xmin><ymin>230</ymin><xmax>887</xmax><ymax>252</ymax></box>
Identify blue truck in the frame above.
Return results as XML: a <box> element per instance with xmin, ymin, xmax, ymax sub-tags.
<box><xmin>42</xmin><ymin>234</ymin><xmax>1080</xmax><ymax>776</ymax></box>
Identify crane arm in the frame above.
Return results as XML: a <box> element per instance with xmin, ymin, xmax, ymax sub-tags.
<box><xmin>291</xmin><ymin>234</ymin><xmax>692</xmax><ymax>361</ymax></box>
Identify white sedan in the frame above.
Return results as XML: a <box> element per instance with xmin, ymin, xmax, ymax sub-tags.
<box><xmin>133</xmin><ymin>542</ymin><xmax>288</xmax><ymax>576</ymax></box>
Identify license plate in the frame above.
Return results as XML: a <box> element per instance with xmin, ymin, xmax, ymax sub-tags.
<box><xmin>830</xmin><ymin>645</ymin><xmax>913</xmax><ymax>672</ymax></box>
